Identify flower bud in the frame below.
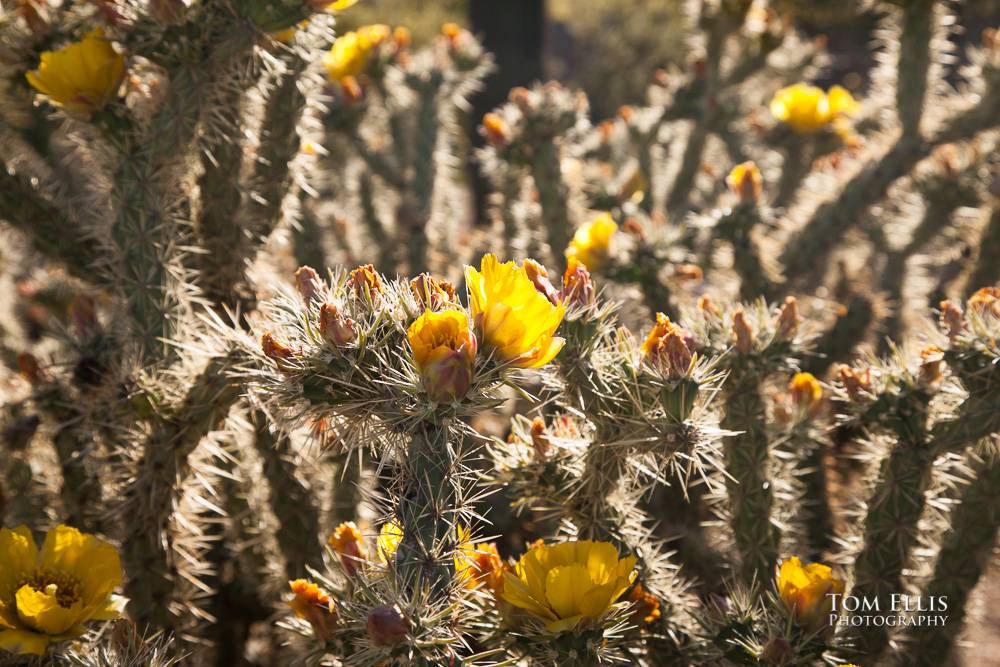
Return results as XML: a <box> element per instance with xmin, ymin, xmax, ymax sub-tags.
<box><xmin>287</xmin><ymin>580</ymin><xmax>338</xmax><ymax>642</ymax></box>
<box><xmin>732</xmin><ymin>310</ymin><xmax>756</xmax><ymax>355</ymax></box>
<box><xmin>727</xmin><ymin>161</ymin><xmax>763</xmax><ymax>206</ymax></box>
<box><xmin>319</xmin><ymin>303</ymin><xmax>358</xmax><ymax>347</ymax></box>
<box><xmin>622</xmin><ymin>217</ymin><xmax>648</xmax><ymax>243</ymax></box>
<box><xmin>407</xmin><ymin>310</ymin><xmax>477</xmax><ymax>403</ymax></box>
<box><xmin>939</xmin><ymin>300</ymin><xmax>966</xmax><ymax>341</ymax></box>
<box><xmin>481</xmin><ymin>112</ymin><xmax>508</xmax><ymax>148</ymax></box>
<box><xmin>838</xmin><ymin>365</ymin><xmax>871</xmax><ymax>402</ymax></box>
<box><xmin>348</xmin><ymin>264</ymin><xmax>385</xmax><ymax>309</ymax></box>
<box><xmin>774</xmin><ymin>296</ymin><xmax>800</xmax><ymax>341</ymax></box>
<box><xmin>462</xmin><ymin>542</ymin><xmax>507</xmax><ymax>596</ymax></box>
<box><xmin>262</xmin><ymin>332</ymin><xmax>299</xmax><ymax>371</ymax></box>
<box><xmin>789</xmin><ymin>372</ymin><xmax>822</xmax><ymax>416</ymax></box>
<box><xmin>673</xmin><ymin>264</ymin><xmax>703</xmax><ymax>281</ymax></box>
<box><xmin>530</xmin><ymin>417</ymin><xmax>550</xmax><ymax>460</ymax></box>
<box><xmin>410</xmin><ymin>273</ymin><xmax>456</xmax><ymax>312</ymax></box>
<box><xmin>627</xmin><ymin>583</ymin><xmax>661</xmax><ymax>626</ymax></box>
<box><xmin>566</xmin><ymin>213</ymin><xmax>618</xmax><ymax>271</ymax></box>
<box><xmin>562</xmin><ymin>256</ymin><xmax>595</xmax><ymax>308</ymax></box>
<box><xmin>366</xmin><ymin>604</ymin><xmax>410</xmax><ymax>646</ymax></box>
<box><xmin>329</xmin><ymin>521</ymin><xmax>367</xmax><ymax>578</ymax></box>
<box><xmin>761</xmin><ymin>636</ymin><xmax>793</xmax><ymax>665</ymax></box>
<box><xmin>968</xmin><ymin>286</ymin><xmax>1000</xmax><ymax>320</ymax></box>
<box><xmin>707</xmin><ymin>593</ymin><xmax>730</xmax><ymax>622</ymax></box>
<box><xmin>640</xmin><ymin>313</ymin><xmax>693</xmax><ymax>381</ymax></box>
<box><xmin>393</xmin><ymin>26</ymin><xmax>411</xmax><ymax>51</ymax></box>
<box><xmin>112</xmin><ymin>619</ymin><xmax>151</xmax><ymax>660</ymax></box>
<box><xmin>697</xmin><ymin>294</ymin><xmax>720</xmax><ymax>319</ymax></box>
<box><xmin>295</xmin><ymin>266</ymin><xmax>328</xmax><ymax>307</ymax></box>
<box><xmin>919</xmin><ymin>346</ymin><xmax>945</xmax><ymax>385</ymax></box>
<box><xmin>17</xmin><ymin>353</ymin><xmax>49</xmax><ymax>385</ymax></box>
<box><xmin>69</xmin><ymin>294</ymin><xmax>101</xmax><ymax>343</ymax></box>
<box><xmin>523</xmin><ymin>259</ymin><xmax>560</xmax><ymax>306</ymax></box>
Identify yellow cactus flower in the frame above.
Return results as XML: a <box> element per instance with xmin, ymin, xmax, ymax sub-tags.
<box><xmin>565</xmin><ymin>213</ymin><xmax>618</xmax><ymax>271</ymax></box>
<box><xmin>456</xmin><ymin>541</ymin><xmax>507</xmax><ymax>596</ymax></box>
<box><xmin>727</xmin><ymin>161</ymin><xmax>762</xmax><ymax>205</ymax></box>
<box><xmin>777</xmin><ymin>557</ymin><xmax>844</xmax><ymax>632</ymax></box>
<box><xmin>26</xmin><ymin>29</ymin><xmax>125</xmax><ymax>113</ymax></box>
<box><xmin>789</xmin><ymin>372</ymin><xmax>822</xmax><ymax>413</ymax></box>
<box><xmin>770</xmin><ymin>83</ymin><xmax>859</xmax><ymax>133</ymax></box>
<box><xmin>323</xmin><ymin>30</ymin><xmax>375</xmax><ymax>83</ymax></box>
<box><xmin>502</xmin><ymin>540</ymin><xmax>637</xmax><ymax>633</ymax></box>
<box><xmin>0</xmin><ymin>525</ymin><xmax>125</xmax><ymax>655</ymax></box>
<box><xmin>465</xmin><ymin>254</ymin><xmax>566</xmax><ymax>368</ymax></box>
<box><xmin>407</xmin><ymin>309</ymin><xmax>477</xmax><ymax>402</ymax></box>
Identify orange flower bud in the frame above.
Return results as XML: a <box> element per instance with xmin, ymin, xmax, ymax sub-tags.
<box><xmin>329</xmin><ymin>521</ymin><xmax>367</xmax><ymax>578</ymax></box>
<box><xmin>838</xmin><ymin>365</ymin><xmax>871</xmax><ymax>402</ymax></box>
<box><xmin>673</xmin><ymin>264</ymin><xmax>703</xmax><ymax>281</ymax></box>
<box><xmin>287</xmin><ymin>580</ymin><xmax>337</xmax><ymax>641</ymax></box>
<box><xmin>521</xmin><ymin>259</ymin><xmax>561</xmax><ymax>306</ymax></box>
<box><xmin>698</xmin><ymin>295</ymin><xmax>720</xmax><ymax>318</ymax></box>
<box><xmin>968</xmin><ymin>287</ymin><xmax>1000</xmax><ymax>320</ymax></box>
<box><xmin>366</xmin><ymin>604</ymin><xmax>410</xmax><ymax>646</ymax></box>
<box><xmin>318</xmin><ymin>302</ymin><xmax>357</xmax><ymax>347</ymax></box>
<box><xmin>732</xmin><ymin>310</ymin><xmax>756</xmax><ymax>355</ymax></box>
<box><xmin>939</xmin><ymin>300</ymin><xmax>966</xmax><ymax>341</ymax></box>
<box><xmin>393</xmin><ymin>26</ymin><xmax>411</xmax><ymax>51</ymax></box>
<box><xmin>17</xmin><ymin>353</ymin><xmax>48</xmax><ymax>385</ymax></box>
<box><xmin>529</xmin><ymin>417</ymin><xmax>550</xmax><ymax>460</ymax></box>
<box><xmin>410</xmin><ymin>273</ymin><xmax>457</xmax><ymax>311</ymax></box>
<box><xmin>774</xmin><ymin>296</ymin><xmax>800</xmax><ymax>341</ymax></box>
<box><xmin>348</xmin><ymin>264</ymin><xmax>385</xmax><ymax>309</ymax></box>
<box><xmin>789</xmin><ymin>372</ymin><xmax>822</xmax><ymax>416</ymax></box>
<box><xmin>627</xmin><ymin>583</ymin><xmax>661</xmax><ymax>626</ymax></box>
<box><xmin>262</xmin><ymin>332</ymin><xmax>298</xmax><ymax>371</ymax></box>
<box><xmin>111</xmin><ymin>619</ymin><xmax>151</xmax><ymax>660</ymax></box>
<box><xmin>482</xmin><ymin>112</ymin><xmax>508</xmax><ymax>148</ymax></box>
<box><xmin>919</xmin><ymin>346</ymin><xmax>945</xmax><ymax>385</ymax></box>
<box><xmin>727</xmin><ymin>161</ymin><xmax>763</xmax><ymax>206</ymax></box>
<box><xmin>640</xmin><ymin>313</ymin><xmax>693</xmax><ymax>381</ymax></box>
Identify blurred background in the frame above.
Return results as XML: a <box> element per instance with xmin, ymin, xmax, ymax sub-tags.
<box><xmin>339</xmin><ymin>0</ymin><xmax>1000</xmax><ymax>122</ymax></box>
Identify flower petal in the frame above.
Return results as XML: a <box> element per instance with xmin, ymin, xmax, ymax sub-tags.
<box><xmin>0</xmin><ymin>628</ymin><xmax>52</xmax><ymax>655</ymax></box>
<box><xmin>15</xmin><ymin>584</ymin><xmax>82</xmax><ymax>636</ymax></box>
<box><xmin>0</xmin><ymin>526</ymin><xmax>38</xmax><ymax>595</ymax></box>
<box><xmin>544</xmin><ymin>564</ymin><xmax>593</xmax><ymax>621</ymax></box>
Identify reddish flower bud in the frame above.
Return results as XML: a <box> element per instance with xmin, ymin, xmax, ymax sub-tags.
<box><xmin>523</xmin><ymin>259</ymin><xmax>561</xmax><ymax>306</ymax></box>
<box><xmin>112</xmin><ymin>619</ymin><xmax>151</xmax><ymax>660</ymax></box>
<box><xmin>919</xmin><ymin>346</ymin><xmax>945</xmax><ymax>385</ymax></box>
<box><xmin>727</xmin><ymin>161</ymin><xmax>763</xmax><ymax>206</ymax></box>
<box><xmin>481</xmin><ymin>112</ymin><xmax>508</xmax><ymax>148</ymax></box>
<box><xmin>262</xmin><ymin>332</ymin><xmax>299</xmax><ymax>371</ymax></box>
<box><xmin>17</xmin><ymin>353</ymin><xmax>49</xmax><ymax>385</ymax></box>
<box><xmin>319</xmin><ymin>303</ymin><xmax>358</xmax><ymax>347</ymax></box>
<box><xmin>69</xmin><ymin>295</ymin><xmax>100</xmax><ymax>343</ymax></box>
<box><xmin>562</xmin><ymin>256</ymin><xmax>595</xmax><ymax>308</ymax></box>
<box><xmin>838</xmin><ymin>365</ymin><xmax>871</xmax><ymax>402</ymax></box>
<box><xmin>295</xmin><ymin>266</ymin><xmax>328</xmax><ymax>307</ymax></box>
<box><xmin>529</xmin><ymin>417</ymin><xmax>550</xmax><ymax>460</ymax></box>
<box><xmin>366</xmin><ymin>604</ymin><xmax>410</xmax><ymax>646</ymax></box>
<box><xmin>697</xmin><ymin>295</ymin><xmax>720</xmax><ymax>318</ymax></box>
<box><xmin>761</xmin><ymin>636</ymin><xmax>793</xmax><ymax>665</ymax></box>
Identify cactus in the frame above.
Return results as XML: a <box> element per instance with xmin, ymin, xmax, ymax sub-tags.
<box><xmin>3</xmin><ymin>0</ymin><xmax>1000</xmax><ymax>665</ymax></box>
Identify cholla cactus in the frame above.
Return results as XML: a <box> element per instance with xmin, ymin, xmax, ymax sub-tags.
<box><xmin>3</xmin><ymin>0</ymin><xmax>1000</xmax><ymax>664</ymax></box>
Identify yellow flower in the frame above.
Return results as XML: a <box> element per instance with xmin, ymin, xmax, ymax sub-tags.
<box><xmin>0</xmin><ymin>525</ymin><xmax>125</xmax><ymax>655</ymax></box>
<box><xmin>502</xmin><ymin>540</ymin><xmax>637</xmax><ymax>633</ymax></box>
<box><xmin>455</xmin><ymin>541</ymin><xmax>508</xmax><ymax>597</ymax></box>
<box><xmin>789</xmin><ymin>372</ymin><xmax>822</xmax><ymax>414</ymax></box>
<box><xmin>376</xmin><ymin>521</ymin><xmax>403</xmax><ymax>563</ymax></box>
<box><xmin>407</xmin><ymin>309</ymin><xmax>477</xmax><ymax>402</ymax></box>
<box><xmin>565</xmin><ymin>213</ymin><xmax>618</xmax><ymax>271</ymax></box>
<box><xmin>777</xmin><ymin>557</ymin><xmax>844</xmax><ymax>632</ymax></box>
<box><xmin>770</xmin><ymin>83</ymin><xmax>859</xmax><ymax>133</ymax></box>
<box><xmin>323</xmin><ymin>30</ymin><xmax>374</xmax><ymax>82</ymax></box>
<box><xmin>312</xmin><ymin>0</ymin><xmax>360</xmax><ymax>10</ymax></box>
<box><xmin>465</xmin><ymin>254</ymin><xmax>566</xmax><ymax>368</ymax></box>
<box><xmin>26</xmin><ymin>29</ymin><xmax>125</xmax><ymax>113</ymax></box>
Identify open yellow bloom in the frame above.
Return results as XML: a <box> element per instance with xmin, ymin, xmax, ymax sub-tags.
<box><xmin>407</xmin><ymin>309</ymin><xmax>477</xmax><ymax>402</ymax></box>
<box><xmin>777</xmin><ymin>557</ymin><xmax>844</xmax><ymax>632</ymax></box>
<box><xmin>0</xmin><ymin>525</ymin><xmax>125</xmax><ymax>655</ymax></box>
<box><xmin>322</xmin><ymin>25</ymin><xmax>389</xmax><ymax>82</ymax></box>
<box><xmin>465</xmin><ymin>254</ymin><xmax>566</xmax><ymax>368</ymax></box>
<box><xmin>26</xmin><ymin>29</ymin><xmax>125</xmax><ymax>113</ymax></box>
<box><xmin>502</xmin><ymin>541</ymin><xmax>637</xmax><ymax>633</ymax></box>
<box><xmin>565</xmin><ymin>213</ymin><xmax>618</xmax><ymax>271</ymax></box>
<box><xmin>770</xmin><ymin>83</ymin><xmax>859</xmax><ymax>133</ymax></box>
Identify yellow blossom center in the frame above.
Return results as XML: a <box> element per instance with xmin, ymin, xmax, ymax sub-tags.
<box><xmin>16</xmin><ymin>569</ymin><xmax>82</xmax><ymax>609</ymax></box>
